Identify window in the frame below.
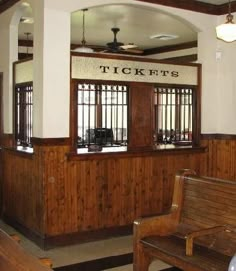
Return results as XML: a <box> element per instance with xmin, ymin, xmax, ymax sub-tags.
<box><xmin>154</xmin><ymin>86</ymin><xmax>194</xmax><ymax>145</ymax></box>
<box><xmin>14</xmin><ymin>82</ymin><xmax>33</xmax><ymax>147</ymax></box>
<box><xmin>77</xmin><ymin>82</ymin><xmax>128</xmax><ymax>148</ymax></box>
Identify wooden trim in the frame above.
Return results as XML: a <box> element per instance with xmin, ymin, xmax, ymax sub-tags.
<box><xmin>31</xmin><ymin>137</ymin><xmax>71</xmax><ymax>146</ymax></box>
<box><xmin>3</xmin><ymin>147</ymin><xmax>34</xmax><ymax>158</ymax></box>
<box><xmin>67</xmin><ymin>146</ymin><xmax>206</xmax><ymax>161</ymax></box>
<box><xmin>13</xmin><ymin>57</ymin><xmax>33</xmax><ymax>65</ymax></box>
<box><xmin>0</xmin><ymin>0</ymin><xmax>19</xmax><ymax>13</ymax></box>
<box><xmin>162</xmin><ymin>54</ymin><xmax>198</xmax><ymax>64</ymax></box>
<box><xmin>18</xmin><ymin>53</ymin><xmax>33</xmax><ymax>60</ymax></box>
<box><xmin>71</xmin><ymin>52</ymin><xmax>201</xmax><ymax>68</ymax></box>
<box><xmin>201</xmin><ymin>134</ymin><xmax>236</xmax><ymax>140</ymax></box>
<box><xmin>2</xmin><ymin>214</ymin><xmax>132</xmax><ymax>249</ymax></box>
<box><xmin>143</xmin><ymin>41</ymin><xmax>197</xmax><ymax>56</ymax></box>
<box><xmin>70</xmin><ymin>79</ymin><xmax>78</xmax><ymax>151</ymax></box>
<box><xmin>44</xmin><ymin>225</ymin><xmax>132</xmax><ymax>250</ymax></box>
<box><xmin>0</xmin><ymin>73</ymin><xmax>2</xmax><ymax>145</ymax></box>
<box><xmin>1</xmin><ymin>0</ymin><xmax>236</xmax><ymax>16</ymax></box>
<box><xmin>195</xmin><ymin>65</ymin><xmax>202</xmax><ymax>146</ymax></box>
<box><xmin>136</xmin><ymin>0</ymin><xmax>236</xmax><ymax>15</ymax></box>
<box><xmin>18</xmin><ymin>39</ymin><xmax>33</xmax><ymax>47</ymax></box>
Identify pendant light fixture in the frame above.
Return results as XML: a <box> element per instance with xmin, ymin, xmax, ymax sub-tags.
<box><xmin>73</xmin><ymin>9</ymin><xmax>94</xmax><ymax>53</ymax></box>
<box><xmin>216</xmin><ymin>0</ymin><xmax>236</xmax><ymax>42</ymax></box>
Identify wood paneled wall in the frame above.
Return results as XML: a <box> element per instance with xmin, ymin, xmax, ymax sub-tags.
<box><xmin>202</xmin><ymin>138</ymin><xmax>236</xmax><ymax>181</ymax></box>
<box><xmin>2</xmin><ymin>148</ymin><xmax>44</xmax><ymax>236</ymax></box>
<box><xmin>2</xmin><ymin>143</ymin><xmax>207</xmax><ymax>246</ymax></box>
<box><xmin>4</xmin><ymin>136</ymin><xmax>236</xmax><ymax>246</ymax></box>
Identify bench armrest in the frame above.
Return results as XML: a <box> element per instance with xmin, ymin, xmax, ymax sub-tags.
<box><xmin>185</xmin><ymin>225</ymin><xmax>226</xmax><ymax>256</ymax></box>
<box><xmin>134</xmin><ymin>206</ymin><xmax>179</xmax><ymax>240</ymax></box>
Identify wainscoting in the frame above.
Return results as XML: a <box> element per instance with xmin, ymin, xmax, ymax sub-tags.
<box><xmin>2</xmin><ymin>134</ymin><xmax>236</xmax><ymax>248</ymax></box>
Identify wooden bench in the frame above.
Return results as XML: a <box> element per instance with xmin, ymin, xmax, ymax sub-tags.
<box><xmin>133</xmin><ymin>169</ymin><xmax>236</xmax><ymax>271</ymax></box>
<box><xmin>0</xmin><ymin>229</ymin><xmax>53</xmax><ymax>271</ymax></box>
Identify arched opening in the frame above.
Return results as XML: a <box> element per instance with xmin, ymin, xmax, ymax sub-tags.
<box><xmin>16</xmin><ymin>2</ymin><xmax>200</xmax><ymax>62</ymax></box>
<box><xmin>70</xmin><ymin>4</ymin><xmax>199</xmax><ymax>62</ymax></box>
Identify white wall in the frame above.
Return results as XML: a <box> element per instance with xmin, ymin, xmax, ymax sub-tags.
<box><xmin>0</xmin><ymin>7</ymin><xmax>19</xmax><ymax>133</ymax></box>
<box><xmin>1</xmin><ymin>0</ymin><xmax>236</xmax><ymax>137</ymax></box>
<box><xmin>30</xmin><ymin>0</ymin><xmax>71</xmax><ymax>138</ymax></box>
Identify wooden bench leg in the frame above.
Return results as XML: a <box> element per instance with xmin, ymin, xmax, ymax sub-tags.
<box><xmin>39</xmin><ymin>258</ymin><xmax>53</xmax><ymax>268</ymax></box>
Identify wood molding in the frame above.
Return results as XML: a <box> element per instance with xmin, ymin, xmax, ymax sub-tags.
<box><xmin>71</xmin><ymin>52</ymin><xmax>200</xmax><ymax>67</ymax></box>
<box><xmin>0</xmin><ymin>73</ymin><xmax>2</xmax><ymax>142</ymax></box>
<box><xmin>163</xmin><ymin>54</ymin><xmax>198</xmax><ymax>63</ymax></box>
<box><xmin>44</xmin><ymin>225</ymin><xmax>132</xmax><ymax>249</ymax></box>
<box><xmin>0</xmin><ymin>0</ymin><xmax>19</xmax><ymax>13</ymax></box>
<box><xmin>201</xmin><ymin>134</ymin><xmax>236</xmax><ymax>140</ymax></box>
<box><xmin>18</xmin><ymin>39</ymin><xmax>33</xmax><ymax>47</ymax></box>
<box><xmin>67</xmin><ymin>146</ymin><xmax>206</xmax><ymax>161</ymax></box>
<box><xmin>1</xmin><ymin>0</ymin><xmax>236</xmax><ymax>15</ymax></box>
<box><xmin>21</xmin><ymin>40</ymin><xmax>197</xmax><ymax>58</ymax></box>
<box><xmin>2</xmin><ymin>214</ymin><xmax>132</xmax><ymax>249</ymax></box>
<box><xmin>136</xmin><ymin>0</ymin><xmax>236</xmax><ymax>15</ymax></box>
<box><xmin>143</xmin><ymin>41</ymin><xmax>197</xmax><ymax>56</ymax></box>
<box><xmin>18</xmin><ymin>53</ymin><xmax>33</xmax><ymax>60</ymax></box>
<box><xmin>31</xmin><ymin>137</ymin><xmax>71</xmax><ymax>146</ymax></box>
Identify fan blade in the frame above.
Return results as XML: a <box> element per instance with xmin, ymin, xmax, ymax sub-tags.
<box><xmin>120</xmin><ymin>44</ymin><xmax>138</xmax><ymax>50</ymax></box>
<box><xmin>124</xmin><ymin>48</ymin><xmax>144</xmax><ymax>54</ymax></box>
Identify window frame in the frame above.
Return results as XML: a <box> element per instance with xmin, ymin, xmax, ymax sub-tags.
<box><xmin>71</xmin><ymin>79</ymin><xmax>129</xmax><ymax>151</ymax></box>
<box><xmin>70</xmin><ymin>79</ymin><xmax>201</xmax><ymax>155</ymax></box>
<box><xmin>153</xmin><ymin>83</ymin><xmax>200</xmax><ymax>147</ymax></box>
<box><xmin>13</xmin><ymin>81</ymin><xmax>33</xmax><ymax>148</ymax></box>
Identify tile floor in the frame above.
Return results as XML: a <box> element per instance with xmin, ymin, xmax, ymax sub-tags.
<box><xmin>0</xmin><ymin>220</ymin><xmax>171</xmax><ymax>270</ymax></box>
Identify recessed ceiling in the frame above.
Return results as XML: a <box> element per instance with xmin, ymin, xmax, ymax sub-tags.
<box><xmin>19</xmin><ymin>4</ymin><xmax>197</xmax><ymax>52</ymax></box>
<box><xmin>17</xmin><ymin>0</ymin><xmax>232</xmax><ymax>54</ymax></box>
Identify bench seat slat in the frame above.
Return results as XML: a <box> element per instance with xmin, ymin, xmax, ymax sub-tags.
<box><xmin>141</xmin><ymin>235</ymin><xmax>231</xmax><ymax>271</ymax></box>
<box><xmin>133</xmin><ymin>170</ymin><xmax>236</xmax><ymax>271</ymax></box>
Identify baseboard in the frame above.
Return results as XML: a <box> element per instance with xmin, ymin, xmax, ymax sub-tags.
<box><xmin>2</xmin><ymin>214</ymin><xmax>132</xmax><ymax>250</ymax></box>
<box><xmin>44</xmin><ymin>224</ymin><xmax>132</xmax><ymax>250</ymax></box>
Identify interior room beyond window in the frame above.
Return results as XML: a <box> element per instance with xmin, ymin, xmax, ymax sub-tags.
<box><xmin>154</xmin><ymin>86</ymin><xmax>193</xmax><ymax>145</ymax></box>
<box><xmin>14</xmin><ymin>82</ymin><xmax>33</xmax><ymax>147</ymax></box>
<box><xmin>77</xmin><ymin>82</ymin><xmax>128</xmax><ymax>148</ymax></box>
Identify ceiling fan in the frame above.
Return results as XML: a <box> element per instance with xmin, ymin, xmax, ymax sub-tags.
<box><xmin>104</xmin><ymin>27</ymin><xmax>143</xmax><ymax>55</ymax></box>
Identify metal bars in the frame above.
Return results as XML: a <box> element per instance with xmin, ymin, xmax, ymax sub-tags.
<box><xmin>154</xmin><ymin>86</ymin><xmax>193</xmax><ymax>145</ymax></box>
<box><xmin>15</xmin><ymin>82</ymin><xmax>33</xmax><ymax>147</ymax></box>
<box><xmin>77</xmin><ymin>82</ymin><xmax>128</xmax><ymax>147</ymax></box>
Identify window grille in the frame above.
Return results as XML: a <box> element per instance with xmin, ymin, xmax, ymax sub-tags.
<box><xmin>14</xmin><ymin>82</ymin><xmax>33</xmax><ymax>147</ymax></box>
<box><xmin>77</xmin><ymin>82</ymin><xmax>128</xmax><ymax>147</ymax></box>
<box><xmin>154</xmin><ymin>86</ymin><xmax>193</xmax><ymax>145</ymax></box>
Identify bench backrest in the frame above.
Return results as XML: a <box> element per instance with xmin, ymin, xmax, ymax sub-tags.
<box><xmin>174</xmin><ymin>171</ymin><xmax>236</xmax><ymax>256</ymax></box>
<box><xmin>0</xmin><ymin>229</ymin><xmax>52</xmax><ymax>271</ymax></box>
